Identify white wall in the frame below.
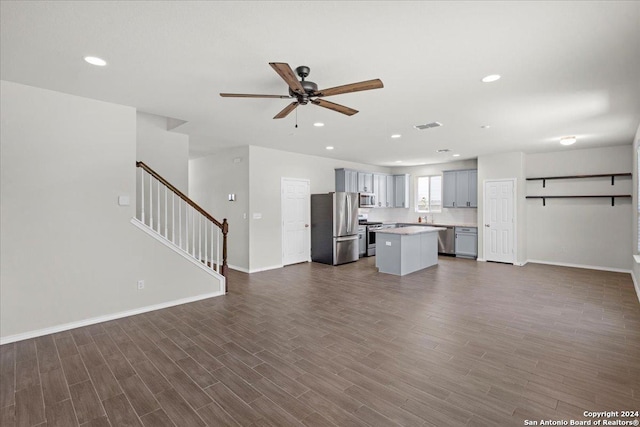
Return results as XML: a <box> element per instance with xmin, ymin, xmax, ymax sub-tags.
<box><xmin>136</xmin><ymin>111</ymin><xmax>189</xmax><ymax>193</ymax></box>
<box><xmin>477</xmin><ymin>151</ymin><xmax>527</xmax><ymax>264</ymax></box>
<box><xmin>368</xmin><ymin>159</ymin><xmax>478</xmax><ymax>225</ymax></box>
<box><xmin>526</xmin><ymin>145</ymin><xmax>632</xmax><ymax>271</ymax></box>
<box><xmin>630</xmin><ymin>126</ymin><xmax>639</xmax><ymax>296</ymax></box>
<box><xmin>0</xmin><ymin>81</ymin><xmax>222</xmax><ymax>341</ymax></box>
<box><xmin>189</xmin><ymin>146</ymin><xmax>250</xmax><ymax>271</ymax></box>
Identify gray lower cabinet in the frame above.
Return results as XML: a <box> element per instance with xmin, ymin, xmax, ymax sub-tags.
<box><xmin>393</xmin><ymin>174</ymin><xmax>410</xmax><ymax>208</ymax></box>
<box><xmin>455</xmin><ymin>226</ymin><xmax>477</xmax><ymax>258</ymax></box>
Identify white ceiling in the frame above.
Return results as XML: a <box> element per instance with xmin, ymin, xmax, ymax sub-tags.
<box><xmin>2</xmin><ymin>1</ymin><xmax>639</xmax><ymax>166</ymax></box>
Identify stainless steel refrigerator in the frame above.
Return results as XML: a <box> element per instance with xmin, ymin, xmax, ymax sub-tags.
<box><xmin>311</xmin><ymin>192</ymin><xmax>359</xmax><ymax>265</ymax></box>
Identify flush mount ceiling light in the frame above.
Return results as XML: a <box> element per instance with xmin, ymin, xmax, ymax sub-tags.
<box><xmin>84</xmin><ymin>56</ymin><xmax>107</xmax><ymax>66</ymax></box>
<box><xmin>391</xmin><ymin>134</ymin><xmax>402</xmax><ymax>139</ymax></box>
<box><xmin>482</xmin><ymin>74</ymin><xmax>501</xmax><ymax>83</ymax></box>
<box><xmin>313</xmin><ymin>122</ymin><xmax>324</xmax><ymax>127</ymax></box>
<box><xmin>560</xmin><ymin>136</ymin><xmax>577</xmax><ymax>146</ymax></box>
<box><xmin>325</xmin><ymin>146</ymin><xmax>334</xmax><ymax>150</ymax></box>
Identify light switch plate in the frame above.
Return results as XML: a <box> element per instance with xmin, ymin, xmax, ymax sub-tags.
<box><xmin>253</xmin><ymin>213</ymin><xmax>262</xmax><ymax>219</ymax></box>
<box><xmin>385</xmin><ymin>241</ymin><xmax>392</xmax><ymax>246</ymax></box>
<box><xmin>118</xmin><ymin>195</ymin><xmax>130</xmax><ymax>206</ymax></box>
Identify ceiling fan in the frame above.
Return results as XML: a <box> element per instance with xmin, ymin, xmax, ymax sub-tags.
<box><xmin>220</xmin><ymin>62</ymin><xmax>383</xmax><ymax>119</ymax></box>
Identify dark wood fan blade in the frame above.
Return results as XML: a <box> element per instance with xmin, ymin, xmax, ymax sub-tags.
<box><xmin>220</xmin><ymin>93</ymin><xmax>291</xmax><ymax>99</ymax></box>
<box><xmin>311</xmin><ymin>99</ymin><xmax>358</xmax><ymax>116</ymax></box>
<box><xmin>313</xmin><ymin>79</ymin><xmax>383</xmax><ymax>97</ymax></box>
<box><xmin>269</xmin><ymin>62</ymin><xmax>305</xmax><ymax>94</ymax></box>
<box><xmin>273</xmin><ymin>102</ymin><xmax>299</xmax><ymax>119</ymax></box>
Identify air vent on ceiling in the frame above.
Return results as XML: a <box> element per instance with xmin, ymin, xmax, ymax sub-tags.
<box><xmin>436</xmin><ymin>149</ymin><xmax>451</xmax><ymax>153</ymax></box>
<box><xmin>414</xmin><ymin>121</ymin><xmax>443</xmax><ymax>130</ymax></box>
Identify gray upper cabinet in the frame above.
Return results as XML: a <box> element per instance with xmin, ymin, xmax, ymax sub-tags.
<box><xmin>393</xmin><ymin>174</ymin><xmax>410</xmax><ymax>208</ymax></box>
<box><xmin>385</xmin><ymin>175</ymin><xmax>395</xmax><ymax>208</ymax></box>
<box><xmin>373</xmin><ymin>174</ymin><xmax>387</xmax><ymax>208</ymax></box>
<box><xmin>443</xmin><ymin>171</ymin><xmax>457</xmax><ymax>208</ymax></box>
<box><xmin>335</xmin><ymin>168</ymin><xmax>359</xmax><ymax>193</ymax></box>
<box><xmin>443</xmin><ymin>169</ymin><xmax>477</xmax><ymax>208</ymax></box>
<box><xmin>358</xmin><ymin>172</ymin><xmax>373</xmax><ymax>193</ymax></box>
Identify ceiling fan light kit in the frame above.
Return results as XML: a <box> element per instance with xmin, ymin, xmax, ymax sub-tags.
<box><xmin>220</xmin><ymin>62</ymin><xmax>383</xmax><ymax>120</ymax></box>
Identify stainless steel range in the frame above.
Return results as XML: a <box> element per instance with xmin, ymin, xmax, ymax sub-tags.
<box><xmin>358</xmin><ymin>214</ymin><xmax>382</xmax><ymax>257</ymax></box>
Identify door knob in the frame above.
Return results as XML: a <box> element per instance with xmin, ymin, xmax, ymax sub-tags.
<box><xmin>485</xmin><ymin>224</ymin><xmax>490</xmax><ymax>227</ymax></box>
<box><xmin>305</xmin><ymin>224</ymin><xmax>309</xmax><ymax>228</ymax></box>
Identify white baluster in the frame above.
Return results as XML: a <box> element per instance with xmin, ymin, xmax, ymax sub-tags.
<box><xmin>164</xmin><ymin>186</ymin><xmax>168</xmax><ymax>238</ymax></box>
<box><xmin>185</xmin><ymin>203</ymin><xmax>189</xmax><ymax>252</ymax></box>
<box><xmin>156</xmin><ymin>177</ymin><xmax>160</xmax><ymax>233</ymax></box>
<box><xmin>210</xmin><ymin>222</ymin><xmax>214</xmax><ymax>271</ymax></box>
<box><xmin>140</xmin><ymin>168</ymin><xmax>145</xmax><ymax>224</ymax></box>
<box><xmin>179</xmin><ymin>199</ymin><xmax>182</xmax><ymax>249</ymax></box>
<box><xmin>192</xmin><ymin>208</ymin><xmax>196</xmax><ymax>257</ymax></box>
<box><xmin>204</xmin><ymin>217</ymin><xmax>208</xmax><ymax>267</ymax></box>
<box><xmin>216</xmin><ymin>227</ymin><xmax>220</xmax><ymax>273</ymax></box>
<box><xmin>149</xmin><ymin>175</ymin><xmax>154</xmax><ymax>230</ymax></box>
<box><xmin>172</xmin><ymin>193</ymin><xmax>175</xmax><ymax>244</ymax></box>
<box><xmin>199</xmin><ymin>214</ymin><xmax>202</xmax><ymax>262</ymax></box>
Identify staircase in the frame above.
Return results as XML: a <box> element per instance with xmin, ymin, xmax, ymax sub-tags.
<box><xmin>133</xmin><ymin>161</ymin><xmax>228</xmax><ymax>289</ymax></box>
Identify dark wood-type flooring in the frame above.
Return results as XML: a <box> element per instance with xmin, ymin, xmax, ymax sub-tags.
<box><xmin>1</xmin><ymin>257</ymin><xmax>639</xmax><ymax>426</ymax></box>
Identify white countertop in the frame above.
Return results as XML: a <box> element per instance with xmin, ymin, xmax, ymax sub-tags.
<box><xmin>398</xmin><ymin>222</ymin><xmax>478</xmax><ymax>228</ymax></box>
<box><xmin>374</xmin><ymin>226</ymin><xmax>446</xmax><ymax>235</ymax></box>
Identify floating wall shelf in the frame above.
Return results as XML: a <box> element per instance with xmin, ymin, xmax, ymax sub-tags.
<box><xmin>526</xmin><ymin>173</ymin><xmax>631</xmax><ymax>188</ymax></box>
<box><xmin>526</xmin><ymin>172</ymin><xmax>632</xmax><ymax>206</ymax></box>
<box><xmin>526</xmin><ymin>195</ymin><xmax>631</xmax><ymax>206</ymax></box>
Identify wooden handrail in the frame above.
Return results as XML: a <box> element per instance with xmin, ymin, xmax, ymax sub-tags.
<box><xmin>136</xmin><ymin>161</ymin><xmax>228</xmax><ymax>283</ymax></box>
<box><xmin>137</xmin><ymin>161</ymin><xmax>222</xmax><ymax>228</ymax></box>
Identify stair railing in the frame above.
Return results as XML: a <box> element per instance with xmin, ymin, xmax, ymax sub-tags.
<box><xmin>135</xmin><ymin>161</ymin><xmax>228</xmax><ymax>281</ymax></box>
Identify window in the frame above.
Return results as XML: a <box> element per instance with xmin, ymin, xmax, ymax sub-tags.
<box><xmin>416</xmin><ymin>175</ymin><xmax>442</xmax><ymax>213</ymax></box>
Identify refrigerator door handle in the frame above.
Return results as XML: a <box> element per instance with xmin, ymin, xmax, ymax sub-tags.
<box><xmin>346</xmin><ymin>194</ymin><xmax>351</xmax><ymax>234</ymax></box>
<box><xmin>336</xmin><ymin>235</ymin><xmax>359</xmax><ymax>242</ymax></box>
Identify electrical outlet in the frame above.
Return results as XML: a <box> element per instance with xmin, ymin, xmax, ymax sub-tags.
<box><xmin>137</xmin><ymin>280</ymin><xmax>145</xmax><ymax>290</ymax></box>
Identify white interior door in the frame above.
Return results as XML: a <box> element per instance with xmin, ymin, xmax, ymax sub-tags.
<box><xmin>282</xmin><ymin>178</ymin><xmax>310</xmax><ymax>266</ymax></box>
<box><xmin>483</xmin><ymin>179</ymin><xmax>515</xmax><ymax>263</ymax></box>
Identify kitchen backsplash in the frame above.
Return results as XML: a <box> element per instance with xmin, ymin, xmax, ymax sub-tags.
<box><xmin>363</xmin><ymin>207</ymin><xmax>478</xmax><ymax>225</ymax></box>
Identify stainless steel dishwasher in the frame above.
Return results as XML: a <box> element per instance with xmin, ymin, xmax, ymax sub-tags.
<box><xmin>437</xmin><ymin>226</ymin><xmax>456</xmax><ymax>255</ymax></box>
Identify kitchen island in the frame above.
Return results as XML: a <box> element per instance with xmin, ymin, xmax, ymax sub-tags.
<box><xmin>374</xmin><ymin>226</ymin><xmax>445</xmax><ymax>276</ymax></box>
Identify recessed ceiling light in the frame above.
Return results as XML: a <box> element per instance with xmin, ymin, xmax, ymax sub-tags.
<box><xmin>452</xmin><ymin>154</ymin><xmax>461</xmax><ymax>157</ymax></box>
<box><xmin>481</xmin><ymin>125</ymin><xmax>491</xmax><ymax>129</ymax></box>
<box><xmin>391</xmin><ymin>134</ymin><xmax>401</xmax><ymax>139</ymax></box>
<box><xmin>560</xmin><ymin>136</ymin><xmax>577</xmax><ymax>146</ymax></box>
<box><xmin>325</xmin><ymin>146</ymin><xmax>334</xmax><ymax>150</ymax></box>
<box><xmin>481</xmin><ymin>74</ymin><xmax>501</xmax><ymax>83</ymax></box>
<box><xmin>313</xmin><ymin>122</ymin><xmax>324</xmax><ymax>127</ymax></box>
<box><xmin>395</xmin><ymin>160</ymin><xmax>403</xmax><ymax>163</ymax></box>
<box><xmin>84</xmin><ymin>56</ymin><xmax>107</xmax><ymax>66</ymax></box>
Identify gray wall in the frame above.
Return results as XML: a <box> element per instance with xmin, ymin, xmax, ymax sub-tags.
<box><xmin>136</xmin><ymin>111</ymin><xmax>189</xmax><ymax>193</ymax></box>
<box><xmin>477</xmin><ymin>151</ymin><xmax>527</xmax><ymax>264</ymax></box>
<box><xmin>633</xmin><ymin>125</ymin><xmax>640</xmax><ymax>297</ymax></box>
<box><xmin>526</xmin><ymin>145</ymin><xmax>632</xmax><ymax>271</ymax></box>
<box><xmin>189</xmin><ymin>146</ymin><xmax>250</xmax><ymax>271</ymax></box>
<box><xmin>0</xmin><ymin>81</ymin><xmax>221</xmax><ymax>341</ymax></box>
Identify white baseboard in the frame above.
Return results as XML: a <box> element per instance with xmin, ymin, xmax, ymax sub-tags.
<box><xmin>632</xmin><ymin>269</ymin><xmax>640</xmax><ymax>303</ymax></box>
<box><xmin>229</xmin><ymin>264</ymin><xmax>249</xmax><ymax>273</ymax></box>
<box><xmin>229</xmin><ymin>264</ymin><xmax>283</xmax><ymax>274</ymax></box>
<box><xmin>0</xmin><ymin>291</ymin><xmax>224</xmax><ymax>345</ymax></box>
<box><xmin>476</xmin><ymin>258</ymin><xmax>486</xmax><ymax>262</ymax></box>
<box><xmin>527</xmin><ymin>259</ymin><xmax>632</xmax><ymax>274</ymax></box>
<box><xmin>514</xmin><ymin>261</ymin><xmax>528</xmax><ymax>267</ymax></box>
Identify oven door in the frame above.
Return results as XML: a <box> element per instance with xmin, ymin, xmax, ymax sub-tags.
<box><xmin>367</xmin><ymin>227</ymin><xmax>379</xmax><ymax>256</ymax></box>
